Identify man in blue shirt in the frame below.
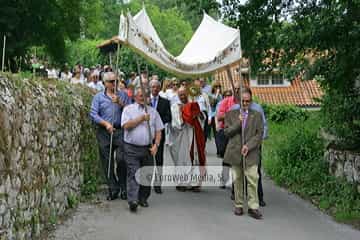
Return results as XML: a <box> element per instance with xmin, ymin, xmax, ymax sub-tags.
<box><xmin>90</xmin><ymin>72</ymin><xmax>131</xmax><ymax>201</ymax></box>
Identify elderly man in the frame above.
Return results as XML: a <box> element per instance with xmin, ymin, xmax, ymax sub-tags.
<box><xmin>121</xmin><ymin>87</ymin><xmax>164</xmax><ymax>212</ymax></box>
<box><xmin>168</xmin><ymin>87</ymin><xmax>206</xmax><ymax>192</ymax></box>
<box><xmin>87</xmin><ymin>71</ymin><xmax>104</xmax><ymax>93</ymax></box>
<box><xmin>218</xmin><ymin>85</ymin><xmax>268</xmax><ymax>206</ymax></box>
<box><xmin>90</xmin><ymin>72</ymin><xmax>131</xmax><ymax>201</ymax></box>
<box><xmin>150</xmin><ymin>80</ymin><xmax>172</xmax><ymax>194</ymax></box>
<box><xmin>224</xmin><ymin>88</ymin><xmax>264</xmax><ymax>219</ymax></box>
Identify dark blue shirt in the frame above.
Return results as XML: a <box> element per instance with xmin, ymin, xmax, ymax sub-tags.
<box><xmin>90</xmin><ymin>90</ymin><xmax>131</xmax><ymax>127</ymax></box>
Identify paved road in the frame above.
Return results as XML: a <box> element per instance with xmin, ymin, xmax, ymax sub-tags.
<box><xmin>50</xmin><ymin>141</ymin><xmax>360</xmax><ymax>240</ymax></box>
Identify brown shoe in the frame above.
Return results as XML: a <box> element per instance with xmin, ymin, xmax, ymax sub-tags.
<box><xmin>248</xmin><ymin>209</ymin><xmax>263</xmax><ymax>220</ymax></box>
<box><xmin>234</xmin><ymin>207</ymin><xmax>243</xmax><ymax>216</ymax></box>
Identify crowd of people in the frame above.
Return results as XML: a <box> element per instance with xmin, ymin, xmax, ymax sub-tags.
<box><xmin>85</xmin><ymin>66</ymin><xmax>268</xmax><ymax>220</ymax></box>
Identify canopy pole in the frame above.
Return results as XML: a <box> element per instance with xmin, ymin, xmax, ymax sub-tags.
<box><xmin>238</xmin><ymin>26</ymin><xmax>247</xmax><ymax>212</ymax></box>
<box><xmin>109</xmin><ymin>52</ymin><xmax>113</xmax><ymax>69</ymax></box>
<box><xmin>136</xmin><ymin>57</ymin><xmax>158</xmax><ymax>176</ymax></box>
<box><xmin>107</xmin><ymin>17</ymin><xmax>124</xmax><ymax>179</ymax></box>
<box><xmin>2</xmin><ymin>35</ymin><xmax>6</xmax><ymax>72</ymax></box>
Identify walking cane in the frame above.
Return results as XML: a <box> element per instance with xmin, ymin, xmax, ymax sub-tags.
<box><xmin>136</xmin><ymin>58</ymin><xmax>158</xmax><ymax>177</ymax></box>
<box><xmin>107</xmin><ymin>42</ymin><xmax>122</xmax><ymax>179</ymax></box>
<box><xmin>226</xmin><ymin>64</ymin><xmax>247</xmax><ymax>210</ymax></box>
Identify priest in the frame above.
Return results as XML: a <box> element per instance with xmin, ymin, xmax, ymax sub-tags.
<box><xmin>168</xmin><ymin>87</ymin><xmax>206</xmax><ymax>192</ymax></box>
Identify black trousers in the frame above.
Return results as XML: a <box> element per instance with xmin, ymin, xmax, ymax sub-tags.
<box><xmin>124</xmin><ymin>143</ymin><xmax>153</xmax><ymax>203</ymax></box>
<box><xmin>96</xmin><ymin>127</ymin><xmax>127</xmax><ymax>193</ymax></box>
<box><xmin>215</xmin><ymin>129</ymin><xmax>229</xmax><ymax>158</ymax></box>
<box><xmin>154</xmin><ymin>129</ymin><xmax>165</xmax><ymax>187</ymax></box>
<box><xmin>203</xmin><ymin>111</ymin><xmax>210</xmax><ymax>142</ymax></box>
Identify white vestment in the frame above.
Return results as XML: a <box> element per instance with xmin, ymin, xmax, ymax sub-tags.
<box><xmin>167</xmin><ymin>103</ymin><xmax>201</xmax><ymax>186</ymax></box>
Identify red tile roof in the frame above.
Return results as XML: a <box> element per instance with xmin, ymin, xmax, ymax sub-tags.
<box><xmin>214</xmin><ymin>66</ymin><xmax>323</xmax><ymax>107</ymax></box>
<box><xmin>251</xmin><ymin>79</ymin><xmax>323</xmax><ymax>107</ymax></box>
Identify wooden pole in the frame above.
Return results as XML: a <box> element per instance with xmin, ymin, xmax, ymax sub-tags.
<box><xmin>136</xmin><ymin>57</ymin><xmax>157</xmax><ymax>176</ymax></box>
<box><xmin>2</xmin><ymin>35</ymin><xmax>6</xmax><ymax>72</ymax></box>
<box><xmin>107</xmin><ymin>16</ymin><xmax>123</xmax><ymax>179</ymax></box>
<box><xmin>238</xmin><ymin>27</ymin><xmax>247</xmax><ymax>212</ymax></box>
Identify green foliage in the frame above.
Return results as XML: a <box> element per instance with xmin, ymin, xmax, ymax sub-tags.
<box><xmin>0</xmin><ymin>0</ymin><xmax>83</xmax><ymax>70</ymax></box>
<box><xmin>79</xmin><ymin>89</ymin><xmax>103</xmax><ymax>198</ymax></box>
<box><xmin>138</xmin><ymin>0</ymin><xmax>220</xmax><ymax>31</ymax></box>
<box><xmin>67</xmin><ymin>193</ymin><xmax>79</xmax><ymax>209</ymax></box>
<box><xmin>65</xmin><ymin>39</ymin><xmax>107</xmax><ymax>67</ymax></box>
<box><xmin>262</xmin><ymin>103</ymin><xmax>308</xmax><ymax>123</ymax></box>
<box><xmin>222</xmin><ymin>0</ymin><xmax>360</xmax><ymax>150</ymax></box>
<box><xmin>222</xmin><ymin>0</ymin><xmax>360</xmax><ymax>92</ymax></box>
<box><xmin>263</xmin><ymin>112</ymin><xmax>360</xmax><ymax>225</ymax></box>
<box><xmin>80</xmin><ymin>0</ymin><xmax>106</xmax><ymax>39</ymax></box>
<box><xmin>320</xmin><ymin>89</ymin><xmax>360</xmax><ymax>150</ymax></box>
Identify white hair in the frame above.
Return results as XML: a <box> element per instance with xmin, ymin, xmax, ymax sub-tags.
<box><xmin>134</xmin><ymin>86</ymin><xmax>142</xmax><ymax>95</ymax></box>
<box><xmin>149</xmin><ymin>79</ymin><xmax>161</xmax><ymax>87</ymax></box>
<box><xmin>103</xmin><ymin>72</ymin><xmax>116</xmax><ymax>81</ymax></box>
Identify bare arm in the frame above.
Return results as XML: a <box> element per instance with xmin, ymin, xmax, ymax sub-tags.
<box><xmin>122</xmin><ymin>114</ymin><xmax>148</xmax><ymax>130</ymax></box>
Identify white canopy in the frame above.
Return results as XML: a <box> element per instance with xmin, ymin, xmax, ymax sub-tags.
<box><xmin>117</xmin><ymin>7</ymin><xmax>242</xmax><ymax>76</ymax></box>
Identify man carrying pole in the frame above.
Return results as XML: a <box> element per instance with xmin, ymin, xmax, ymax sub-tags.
<box><xmin>223</xmin><ymin>68</ymin><xmax>264</xmax><ymax>219</ymax></box>
<box><xmin>121</xmin><ymin>85</ymin><xmax>164</xmax><ymax>212</ymax></box>
<box><xmin>90</xmin><ymin>72</ymin><xmax>130</xmax><ymax>201</ymax></box>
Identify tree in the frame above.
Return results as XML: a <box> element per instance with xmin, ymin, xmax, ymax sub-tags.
<box><xmin>222</xmin><ymin>0</ymin><xmax>360</xmax><ymax>148</ymax></box>
<box><xmin>0</xmin><ymin>0</ymin><xmax>107</xmax><ymax>71</ymax></box>
<box><xmin>174</xmin><ymin>0</ymin><xmax>221</xmax><ymax>30</ymax></box>
<box><xmin>0</xmin><ymin>0</ymin><xmax>83</xmax><ymax>70</ymax></box>
<box><xmin>131</xmin><ymin>0</ymin><xmax>221</xmax><ymax>30</ymax></box>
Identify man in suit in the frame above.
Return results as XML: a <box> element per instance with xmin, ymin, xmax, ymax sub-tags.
<box><xmin>224</xmin><ymin>89</ymin><xmax>264</xmax><ymax>219</ymax></box>
<box><xmin>150</xmin><ymin>80</ymin><xmax>172</xmax><ymax>194</ymax></box>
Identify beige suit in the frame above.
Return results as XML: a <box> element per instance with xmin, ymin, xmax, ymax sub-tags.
<box><xmin>223</xmin><ymin>109</ymin><xmax>264</xmax><ymax>209</ymax></box>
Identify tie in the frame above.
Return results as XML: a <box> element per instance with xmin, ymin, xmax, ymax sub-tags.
<box><xmin>242</xmin><ymin>111</ymin><xmax>248</xmax><ymax>129</ymax></box>
<box><xmin>152</xmin><ymin>97</ymin><xmax>156</xmax><ymax>108</ymax></box>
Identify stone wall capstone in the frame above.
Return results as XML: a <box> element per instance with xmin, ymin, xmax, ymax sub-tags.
<box><xmin>325</xmin><ymin>148</ymin><xmax>360</xmax><ymax>193</ymax></box>
<box><xmin>0</xmin><ymin>74</ymin><xmax>96</xmax><ymax>240</ymax></box>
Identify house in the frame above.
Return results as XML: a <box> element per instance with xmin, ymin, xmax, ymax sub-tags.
<box><xmin>214</xmin><ymin>61</ymin><xmax>323</xmax><ymax>109</ymax></box>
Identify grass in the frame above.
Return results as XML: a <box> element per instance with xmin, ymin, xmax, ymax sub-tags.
<box><xmin>262</xmin><ymin>111</ymin><xmax>360</xmax><ymax>229</ymax></box>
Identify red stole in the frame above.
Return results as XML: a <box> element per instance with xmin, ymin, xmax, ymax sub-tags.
<box><xmin>181</xmin><ymin>102</ymin><xmax>206</xmax><ymax>166</ymax></box>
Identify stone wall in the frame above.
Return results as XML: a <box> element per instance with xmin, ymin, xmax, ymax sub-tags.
<box><xmin>0</xmin><ymin>74</ymin><xmax>97</xmax><ymax>239</ymax></box>
<box><xmin>325</xmin><ymin>148</ymin><xmax>360</xmax><ymax>193</ymax></box>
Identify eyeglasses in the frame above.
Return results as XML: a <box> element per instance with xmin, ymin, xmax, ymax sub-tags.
<box><xmin>242</xmin><ymin>99</ymin><xmax>251</xmax><ymax>103</ymax></box>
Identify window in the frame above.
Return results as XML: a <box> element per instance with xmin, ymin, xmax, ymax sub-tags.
<box><xmin>272</xmin><ymin>73</ymin><xmax>284</xmax><ymax>85</ymax></box>
<box><xmin>257</xmin><ymin>74</ymin><xmax>270</xmax><ymax>85</ymax></box>
<box><xmin>256</xmin><ymin>73</ymin><xmax>285</xmax><ymax>86</ymax></box>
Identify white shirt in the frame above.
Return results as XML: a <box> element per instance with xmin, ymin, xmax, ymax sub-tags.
<box><xmin>88</xmin><ymin>81</ymin><xmax>105</xmax><ymax>92</ymax></box>
<box><xmin>70</xmin><ymin>77</ymin><xmax>85</xmax><ymax>85</ymax></box>
<box><xmin>60</xmin><ymin>72</ymin><xmax>72</xmax><ymax>82</ymax></box>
